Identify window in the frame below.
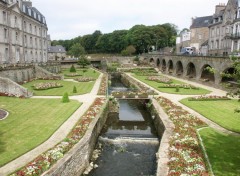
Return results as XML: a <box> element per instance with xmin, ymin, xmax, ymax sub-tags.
<box><xmin>23</xmin><ymin>21</ymin><xmax>26</xmax><ymax>30</ymax></box>
<box><xmin>3</xmin><ymin>11</ymin><xmax>7</xmax><ymax>22</ymax></box>
<box><xmin>16</xmin><ymin>32</ymin><xmax>18</xmax><ymax>42</ymax></box>
<box><xmin>30</xmin><ymin>37</ymin><xmax>32</xmax><ymax>45</ymax></box>
<box><xmin>35</xmin><ymin>26</ymin><xmax>37</xmax><ymax>34</ymax></box>
<box><xmin>216</xmin><ymin>40</ymin><xmax>219</xmax><ymax>49</ymax></box>
<box><xmin>24</xmin><ymin>35</ymin><xmax>27</xmax><ymax>46</ymax></box>
<box><xmin>35</xmin><ymin>38</ymin><xmax>37</xmax><ymax>48</ymax></box>
<box><xmin>198</xmin><ymin>34</ymin><xmax>202</xmax><ymax>40</ymax></box>
<box><xmin>5</xmin><ymin>48</ymin><xmax>9</xmax><ymax>61</ymax></box>
<box><xmin>29</xmin><ymin>24</ymin><xmax>32</xmax><ymax>33</ymax></box>
<box><xmin>4</xmin><ymin>28</ymin><xmax>8</xmax><ymax>39</ymax></box>
<box><xmin>211</xmin><ymin>28</ymin><xmax>215</xmax><ymax>37</ymax></box>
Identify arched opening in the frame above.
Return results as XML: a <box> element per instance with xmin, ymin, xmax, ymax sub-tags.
<box><xmin>149</xmin><ymin>58</ymin><xmax>154</xmax><ymax>66</ymax></box>
<box><xmin>221</xmin><ymin>67</ymin><xmax>237</xmax><ymax>83</ymax></box>
<box><xmin>157</xmin><ymin>58</ymin><xmax>160</xmax><ymax>67</ymax></box>
<box><xmin>168</xmin><ymin>60</ymin><xmax>173</xmax><ymax>74</ymax></box>
<box><xmin>200</xmin><ymin>64</ymin><xmax>215</xmax><ymax>82</ymax></box>
<box><xmin>176</xmin><ymin>61</ymin><xmax>183</xmax><ymax>76</ymax></box>
<box><xmin>186</xmin><ymin>62</ymin><xmax>196</xmax><ymax>78</ymax></box>
<box><xmin>162</xmin><ymin>59</ymin><xmax>166</xmax><ymax>72</ymax></box>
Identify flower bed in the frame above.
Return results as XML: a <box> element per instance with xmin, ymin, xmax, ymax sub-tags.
<box><xmin>112</xmin><ymin>91</ymin><xmax>124</xmax><ymax>98</ymax></box>
<box><xmin>64</xmin><ymin>73</ymin><xmax>82</xmax><ymax>77</ymax></box>
<box><xmin>125</xmin><ymin>92</ymin><xmax>136</xmax><ymax>98</ymax></box>
<box><xmin>147</xmin><ymin>76</ymin><xmax>172</xmax><ymax>84</ymax></box>
<box><xmin>98</xmin><ymin>74</ymin><xmax>108</xmax><ymax>95</ymax></box>
<box><xmin>138</xmin><ymin>92</ymin><xmax>148</xmax><ymax>98</ymax></box>
<box><xmin>74</xmin><ymin>77</ymin><xmax>96</xmax><ymax>82</ymax></box>
<box><xmin>33</xmin><ymin>82</ymin><xmax>63</xmax><ymax>90</ymax></box>
<box><xmin>0</xmin><ymin>109</ymin><xmax>8</xmax><ymax>120</ymax></box>
<box><xmin>11</xmin><ymin>97</ymin><xmax>107</xmax><ymax>176</ymax></box>
<box><xmin>155</xmin><ymin>97</ymin><xmax>208</xmax><ymax>175</ymax></box>
<box><xmin>159</xmin><ymin>84</ymin><xmax>199</xmax><ymax>90</ymax></box>
<box><xmin>188</xmin><ymin>95</ymin><xmax>231</xmax><ymax>101</ymax></box>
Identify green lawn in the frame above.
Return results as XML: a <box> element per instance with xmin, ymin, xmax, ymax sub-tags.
<box><xmin>181</xmin><ymin>98</ymin><xmax>240</xmax><ymax>133</ymax></box>
<box><xmin>0</xmin><ymin>97</ymin><xmax>80</xmax><ymax>166</ymax></box>
<box><xmin>199</xmin><ymin>127</ymin><xmax>240</xmax><ymax>176</ymax></box>
<box><xmin>61</xmin><ymin>68</ymin><xmax>100</xmax><ymax>79</ymax></box>
<box><xmin>132</xmin><ymin>74</ymin><xmax>211</xmax><ymax>95</ymax></box>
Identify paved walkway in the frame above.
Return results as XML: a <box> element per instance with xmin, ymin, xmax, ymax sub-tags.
<box><xmin>127</xmin><ymin>73</ymin><xmax>240</xmax><ymax>137</ymax></box>
<box><xmin>0</xmin><ymin>73</ymin><xmax>103</xmax><ymax>176</ymax></box>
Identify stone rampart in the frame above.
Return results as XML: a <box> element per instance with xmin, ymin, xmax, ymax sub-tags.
<box><xmin>42</xmin><ymin>102</ymin><xmax>109</xmax><ymax>176</ymax></box>
<box><xmin>0</xmin><ymin>77</ymin><xmax>33</xmax><ymax>97</ymax></box>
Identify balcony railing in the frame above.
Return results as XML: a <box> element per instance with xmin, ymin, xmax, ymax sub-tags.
<box><xmin>226</xmin><ymin>33</ymin><xmax>240</xmax><ymax>39</ymax></box>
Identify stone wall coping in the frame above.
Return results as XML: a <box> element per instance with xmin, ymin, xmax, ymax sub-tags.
<box><xmin>42</xmin><ymin>100</ymin><xmax>108</xmax><ymax>176</ymax></box>
<box><xmin>152</xmin><ymin>99</ymin><xmax>175</xmax><ymax>176</ymax></box>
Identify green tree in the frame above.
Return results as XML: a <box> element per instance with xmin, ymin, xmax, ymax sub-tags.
<box><xmin>78</xmin><ymin>55</ymin><xmax>90</xmax><ymax>68</ymax></box>
<box><xmin>125</xmin><ymin>45</ymin><xmax>136</xmax><ymax>55</ymax></box>
<box><xmin>62</xmin><ymin>92</ymin><xmax>70</xmax><ymax>103</ymax></box>
<box><xmin>68</xmin><ymin>43</ymin><xmax>85</xmax><ymax>58</ymax></box>
<box><xmin>70</xmin><ymin>65</ymin><xmax>76</xmax><ymax>72</ymax></box>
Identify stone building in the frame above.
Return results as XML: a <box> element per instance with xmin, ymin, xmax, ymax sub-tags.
<box><xmin>208</xmin><ymin>1</ymin><xmax>238</xmax><ymax>56</ymax></box>
<box><xmin>231</xmin><ymin>0</ymin><xmax>240</xmax><ymax>52</ymax></box>
<box><xmin>0</xmin><ymin>0</ymin><xmax>48</xmax><ymax>64</ymax></box>
<box><xmin>176</xmin><ymin>29</ymin><xmax>191</xmax><ymax>54</ymax></box>
<box><xmin>190</xmin><ymin>16</ymin><xmax>212</xmax><ymax>54</ymax></box>
<box><xmin>48</xmin><ymin>45</ymin><xmax>66</xmax><ymax>61</ymax></box>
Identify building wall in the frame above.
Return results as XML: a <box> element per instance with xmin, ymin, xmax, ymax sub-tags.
<box><xmin>190</xmin><ymin>27</ymin><xmax>209</xmax><ymax>53</ymax></box>
<box><xmin>0</xmin><ymin>1</ymin><xmax>48</xmax><ymax>64</ymax></box>
<box><xmin>48</xmin><ymin>52</ymin><xmax>66</xmax><ymax>61</ymax></box>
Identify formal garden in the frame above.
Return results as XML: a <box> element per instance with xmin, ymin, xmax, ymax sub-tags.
<box><xmin>23</xmin><ymin>67</ymin><xmax>100</xmax><ymax>96</ymax></box>
<box><xmin>129</xmin><ymin>68</ymin><xmax>211</xmax><ymax>95</ymax></box>
<box><xmin>0</xmin><ymin>97</ymin><xmax>80</xmax><ymax>167</ymax></box>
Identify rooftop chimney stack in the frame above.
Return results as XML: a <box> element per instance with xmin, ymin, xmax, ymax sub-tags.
<box><xmin>23</xmin><ymin>0</ymin><xmax>32</xmax><ymax>7</ymax></box>
<box><xmin>215</xmin><ymin>3</ymin><xmax>226</xmax><ymax>14</ymax></box>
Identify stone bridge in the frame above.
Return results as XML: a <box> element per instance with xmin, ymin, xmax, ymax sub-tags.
<box><xmin>140</xmin><ymin>54</ymin><xmax>235</xmax><ymax>85</ymax></box>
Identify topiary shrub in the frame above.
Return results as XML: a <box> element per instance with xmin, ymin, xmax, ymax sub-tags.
<box><xmin>73</xmin><ymin>86</ymin><xmax>77</xmax><ymax>93</ymax></box>
<box><xmin>70</xmin><ymin>65</ymin><xmax>76</xmax><ymax>72</ymax></box>
<box><xmin>62</xmin><ymin>92</ymin><xmax>70</xmax><ymax>103</ymax></box>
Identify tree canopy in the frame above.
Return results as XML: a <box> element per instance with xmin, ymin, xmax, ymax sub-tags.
<box><xmin>51</xmin><ymin>23</ymin><xmax>178</xmax><ymax>55</ymax></box>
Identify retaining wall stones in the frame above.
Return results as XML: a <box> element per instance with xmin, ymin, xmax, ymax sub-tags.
<box><xmin>43</xmin><ymin>102</ymin><xmax>109</xmax><ymax>176</ymax></box>
<box><xmin>0</xmin><ymin>77</ymin><xmax>33</xmax><ymax>97</ymax></box>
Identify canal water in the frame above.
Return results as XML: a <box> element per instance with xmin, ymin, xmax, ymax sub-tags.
<box><xmin>88</xmin><ymin>75</ymin><xmax>159</xmax><ymax>176</ymax></box>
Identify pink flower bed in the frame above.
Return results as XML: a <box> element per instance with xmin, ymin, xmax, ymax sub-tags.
<box><xmin>159</xmin><ymin>84</ymin><xmax>199</xmax><ymax>89</ymax></box>
<box><xmin>147</xmin><ymin>76</ymin><xmax>172</xmax><ymax>84</ymax></box>
<box><xmin>74</xmin><ymin>77</ymin><xmax>96</xmax><ymax>82</ymax></box>
<box><xmin>98</xmin><ymin>74</ymin><xmax>108</xmax><ymax>95</ymax></box>
<box><xmin>155</xmin><ymin>97</ymin><xmax>209</xmax><ymax>176</ymax></box>
<box><xmin>33</xmin><ymin>82</ymin><xmax>63</xmax><ymax>90</ymax></box>
<box><xmin>188</xmin><ymin>95</ymin><xmax>230</xmax><ymax>101</ymax></box>
<box><xmin>11</xmin><ymin>97</ymin><xmax>107</xmax><ymax>176</ymax></box>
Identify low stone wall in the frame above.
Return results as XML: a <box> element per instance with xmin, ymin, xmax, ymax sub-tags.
<box><xmin>35</xmin><ymin>65</ymin><xmax>63</xmax><ymax>80</ymax></box>
<box><xmin>151</xmin><ymin>99</ymin><xmax>174</xmax><ymax>176</ymax></box>
<box><xmin>0</xmin><ymin>68</ymin><xmax>35</xmax><ymax>83</ymax></box>
<box><xmin>0</xmin><ymin>77</ymin><xmax>33</xmax><ymax>97</ymax></box>
<box><xmin>43</xmin><ymin>102</ymin><xmax>109</xmax><ymax>176</ymax></box>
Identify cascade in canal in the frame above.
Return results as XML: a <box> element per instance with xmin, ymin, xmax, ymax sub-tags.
<box><xmin>87</xmin><ymin>74</ymin><xmax>160</xmax><ymax>176</ymax></box>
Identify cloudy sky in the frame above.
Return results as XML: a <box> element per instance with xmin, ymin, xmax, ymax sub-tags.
<box><xmin>32</xmin><ymin>0</ymin><xmax>228</xmax><ymax>40</ymax></box>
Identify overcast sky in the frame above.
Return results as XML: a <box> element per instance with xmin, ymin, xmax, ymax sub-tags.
<box><xmin>32</xmin><ymin>0</ymin><xmax>228</xmax><ymax>40</ymax></box>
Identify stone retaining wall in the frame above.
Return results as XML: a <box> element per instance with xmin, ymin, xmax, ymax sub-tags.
<box><xmin>43</xmin><ymin>102</ymin><xmax>109</xmax><ymax>176</ymax></box>
<box><xmin>151</xmin><ymin>99</ymin><xmax>174</xmax><ymax>176</ymax></box>
<box><xmin>0</xmin><ymin>77</ymin><xmax>33</xmax><ymax>97</ymax></box>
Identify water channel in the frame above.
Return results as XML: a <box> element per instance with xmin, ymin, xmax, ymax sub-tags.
<box><xmin>88</xmin><ymin>74</ymin><xmax>160</xmax><ymax>176</ymax></box>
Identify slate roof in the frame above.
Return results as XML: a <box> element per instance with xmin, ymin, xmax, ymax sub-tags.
<box><xmin>190</xmin><ymin>16</ymin><xmax>212</xmax><ymax>29</ymax></box>
<box><xmin>22</xmin><ymin>2</ymin><xmax>46</xmax><ymax>25</ymax></box>
<box><xmin>48</xmin><ymin>46</ymin><xmax>66</xmax><ymax>53</ymax></box>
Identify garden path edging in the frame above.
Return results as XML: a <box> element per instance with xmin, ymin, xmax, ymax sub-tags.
<box><xmin>0</xmin><ymin>109</ymin><xmax>9</xmax><ymax>120</ymax></box>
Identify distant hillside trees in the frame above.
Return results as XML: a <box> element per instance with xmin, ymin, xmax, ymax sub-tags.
<box><xmin>51</xmin><ymin>23</ymin><xmax>178</xmax><ymax>55</ymax></box>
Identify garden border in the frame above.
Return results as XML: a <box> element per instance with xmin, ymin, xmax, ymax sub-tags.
<box><xmin>0</xmin><ymin>109</ymin><xmax>9</xmax><ymax>120</ymax></box>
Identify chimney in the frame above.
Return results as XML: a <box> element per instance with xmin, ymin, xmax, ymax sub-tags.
<box><xmin>23</xmin><ymin>0</ymin><xmax>32</xmax><ymax>7</ymax></box>
<box><xmin>215</xmin><ymin>3</ymin><xmax>226</xmax><ymax>14</ymax></box>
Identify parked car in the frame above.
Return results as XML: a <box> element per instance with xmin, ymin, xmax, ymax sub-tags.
<box><xmin>180</xmin><ymin>47</ymin><xmax>195</xmax><ymax>55</ymax></box>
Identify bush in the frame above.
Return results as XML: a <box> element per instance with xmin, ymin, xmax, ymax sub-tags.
<box><xmin>62</xmin><ymin>92</ymin><xmax>70</xmax><ymax>103</ymax></box>
<box><xmin>175</xmin><ymin>86</ymin><xmax>180</xmax><ymax>92</ymax></box>
<box><xmin>73</xmin><ymin>86</ymin><xmax>77</xmax><ymax>93</ymax></box>
<box><xmin>70</xmin><ymin>65</ymin><xmax>76</xmax><ymax>72</ymax></box>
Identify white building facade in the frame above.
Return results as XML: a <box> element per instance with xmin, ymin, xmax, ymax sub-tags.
<box><xmin>0</xmin><ymin>0</ymin><xmax>48</xmax><ymax>64</ymax></box>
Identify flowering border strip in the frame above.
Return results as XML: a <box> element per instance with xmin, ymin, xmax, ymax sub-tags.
<box><xmin>97</xmin><ymin>74</ymin><xmax>108</xmax><ymax>95</ymax></box>
<box><xmin>158</xmin><ymin>84</ymin><xmax>199</xmax><ymax>90</ymax></box>
<box><xmin>155</xmin><ymin>96</ymin><xmax>209</xmax><ymax>176</ymax></box>
<box><xmin>11</xmin><ymin>97</ymin><xmax>107</xmax><ymax>176</ymax></box>
<box><xmin>188</xmin><ymin>95</ymin><xmax>231</xmax><ymax>101</ymax></box>
<box><xmin>74</xmin><ymin>77</ymin><xmax>96</xmax><ymax>82</ymax></box>
<box><xmin>33</xmin><ymin>82</ymin><xmax>63</xmax><ymax>90</ymax></box>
